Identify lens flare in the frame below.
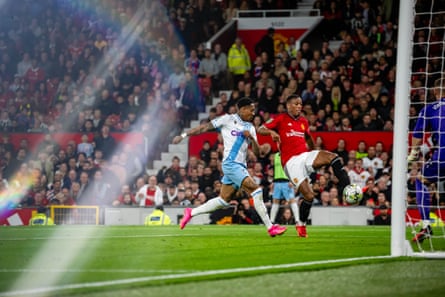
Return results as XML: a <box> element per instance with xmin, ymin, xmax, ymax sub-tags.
<box><xmin>3</xmin><ymin>1</ymin><xmax>194</xmax><ymax>294</ymax></box>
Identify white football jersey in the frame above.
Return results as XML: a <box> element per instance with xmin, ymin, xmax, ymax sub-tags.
<box><xmin>211</xmin><ymin>113</ymin><xmax>256</xmax><ymax>165</ymax></box>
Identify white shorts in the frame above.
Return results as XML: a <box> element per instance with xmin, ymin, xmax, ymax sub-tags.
<box><xmin>284</xmin><ymin>150</ymin><xmax>319</xmax><ymax>189</ymax></box>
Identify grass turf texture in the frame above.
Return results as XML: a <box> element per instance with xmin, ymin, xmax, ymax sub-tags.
<box><xmin>0</xmin><ymin>225</ymin><xmax>444</xmax><ymax>297</ymax></box>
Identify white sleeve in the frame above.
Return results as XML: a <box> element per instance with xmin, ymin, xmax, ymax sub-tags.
<box><xmin>249</xmin><ymin>123</ymin><xmax>258</xmax><ymax>142</ymax></box>
<box><xmin>211</xmin><ymin>114</ymin><xmax>229</xmax><ymax>130</ymax></box>
<box><xmin>155</xmin><ymin>186</ymin><xmax>164</xmax><ymax>206</ymax></box>
<box><xmin>136</xmin><ymin>185</ymin><xmax>147</xmax><ymax>206</ymax></box>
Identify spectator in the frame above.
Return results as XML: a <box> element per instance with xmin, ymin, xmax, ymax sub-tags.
<box><xmin>77</xmin><ymin>134</ymin><xmax>94</xmax><ymax>158</ymax></box>
<box><xmin>137</xmin><ymin>175</ymin><xmax>163</xmax><ymax>207</ymax></box>
<box><xmin>233</xmin><ymin>197</ymin><xmax>261</xmax><ymax>225</ymax></box>
<box><xmin>362</xmin><ymin>146</ymin><xmax>383</xmax><ymax>178</ymax></box>
<box><xmin>173</xmin><ymin>77</ymin><xmax>199</xmax><ymax>126</ymax></box>
<box><xmin>255</xmin><ymin>27</ymin><xmax>275</xmax><ymax>65</ymax></box>
<box><xmin>54</xmin><ymin>188</ymin><xmax>76</xmax><ymax>206</ymax></box>
<box><xmin>113</xmin><ymin>184</ymin><xmax>137</xmax><ymax>207</ymax></box>
<box><xmin>321</xmin><ymin>1</ymin><xmax>343</xmax><ymax>40</ymax></box>
<box><xmin>301</xmin><ymin>79</ymin><xmax>316</xmax><ymax>103</ymax></box>
<box><xmin>198</xmin><ymin>48</ymin><xmax>219</xmax><ymax>96</ymax></box>
<box><xmin>194</xmin><ymin>191</ymin><xmax>208</xmax><ymax>206</ymax></box>
<box><xmin>16</xmin><ymin>52</ymin><xmax>32</xmax><ymax>77</ymax></box>
<box><xmin>199</xmin><ymin>166</ymin><xmax>216</xmax><ymax>192</ymax></box>
<box><xmin>224</xmin><ymin>0</ymin><xmax>239</xmax><ymax>23</ymax></box>
<box><xmin>24</xmin><ymin>58</ymin><xmax>45</xmax><ymax>93</ymax></box>
<box><xmin>354</xmin><ymin>112</ymin><xmax>377</xmax><ymax>131</ymax></box>
<box><xmin>88</xmin><ymin>169</ymin><xmax>112</xmax><ymax>206</ymax></box>
<box><xmin>348</xmin><ymin>158</ymin><xmax>371</xmax><ymax>189</ymax></box>
<box><xmin>317</xmin><ymin>190</ymin><xmax>332</xmax><ymax>207</ymax></box>
<box><xmin>257</xmin><ymin>87</ymin><xmax>278</xmax><ymax>114</ymax></box>
<box><xmin>274</xmin><ymin>206</ymin><xmax>294</xmax><ymax>225</ymax></box>
<box><xmin>160</xmin><ymin>156</ymin><xmax>182</xmax><ymax>186</ymax></box>
<box><xmin>355</xmin><ymin>140</ymin><xmax>368</xmax><ymax>160</ymax></box>
<box><xmin>93</xmin><ymin>125</ymin><xmax>116</xmax><ymax>160</ymax></box>
<box><xmin>363</xmin><ymin>178</ymin><xmax>378</xmax><ymax>207</ymax></box>
<box><xmin>373</xmin><ymin>204</ymin><xmax>391</xmax><ymax>225</ymax></box>
<box><xmin>332</xmin><ymin>139</ymin><xmax>349</xmax><ymax>165</ymax></box>
<box><xmin>255</xmin><ymin>69</ymin><xmax>276</xmax><ymax>95</ymax></box>
<box><xmin>375</xmin><ymin>175</ymin><xmax>392</xmax><ymax>203</ymax></box>
<box><xmin>184</xmin><ymin>49</ymin><xmax>200</xmax><ymax>78</ymax></box>
<box><xmin>164</xmin><ymin>184</ymin><xmax>179</xmax><ymax>205</ymax></box>
<box><xmin>199</xmin><ymin>141</ymin><xmax>212</xmax><ymax>165</ymax></box>
<box><xmin>227</xmin><ymin>37</ymin><xmax>251</xmax><ymax>87</ymax></box>
<box><xmin>167</xmin><ymin>63</ymin><xmax>185</xmax><ymax>91</ymax></box>
<box><xmin>211</xmin><ymin>43</ymin><xmax>229</xmax><ymax>94</ymax></box>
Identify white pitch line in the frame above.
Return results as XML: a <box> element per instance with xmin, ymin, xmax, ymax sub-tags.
<box><xmin>0</xmin><ymin>233</ymin><xmax>385</xmax><ymax>241</ymax></box>
<box><xmin>0</xmin><ymin>255</ymin><xmax>394</xmax><ymax>297</ymax></box>
<box><xmin>0</xmin><ymin>234</ymin><xmax>206</xmax><ymax>241</ymax></box>
<box><xmin>0</xmin><ymin>268</ymin><xmax>192</xmax><ymax>274</ymax></box>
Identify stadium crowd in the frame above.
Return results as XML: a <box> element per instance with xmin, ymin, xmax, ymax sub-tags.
<box><xmin>0</xmin><ymin>0</ymin><xmax>441</xmax><ymax>225</ymax></box>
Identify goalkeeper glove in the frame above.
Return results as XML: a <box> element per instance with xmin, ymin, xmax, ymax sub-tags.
<box><xmin>407</xmin><ymin>147</ymin><xmax>420</xmax><ymax>164</ymax></box>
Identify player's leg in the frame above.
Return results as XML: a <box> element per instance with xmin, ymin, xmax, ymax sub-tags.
<box><xmin>270</xmin><ymin>198</ymin><xmax>281</xmax><ymax>224</ymax></box>
<box><xmin>222</xmin><ymin>161</ymin><xmax>273</xmax><ymax>229</ymax></box>
<box><xmin>313</xmin><ymin>150</ymin><xmax>350</xmax><ymax>192</ymax></box>
<box><xmin>179</xmin><ymin>178</ymin><xmax>235</xmax><ymax>229</ymax></box>
<box><xmin>270</xmin><ymin>182</ymin><xmax>287</xmax><ymax>223</ymax></box>
<box><xmin>412</xmin><ymin>162</ymin><xmax>436</xmax><ymax>242</ymax></box>
<box><xmin>297</xmin><ymin>179</ymin><xmax>314</xmax><ymax>237</ymax></box>
<box><xmin>279</xmin><ymin>182</ymin><xmax>300</xmax><ymax>224</ymax></box>
<box><xmin>241</xmin><ymin>176</ymin><xmax>272</xmax><ymax>229</ymax></box>
<box><xmin>284</xmin><ymin>153</ymin><xmax>314</xmax><ymax>237</ymax></box>
<box><xmin>284</xmin><ymin>183</ymin><xmax>300</xmax><ymax>224</ymax></box>
<box><xmin>241</xmin><ymin>177</ymin><xmax>287</xmax><ymax>236</ymax></box>
<box><xmin>192</xmin><ymin>184</ymin><xmax>235</xmax><ymax>215</ymax></box>
<box><xmin>288</xmin><ymin>198</ymin><xmax>300</xmax><ymax>224</ymax></box>
<box><xmin>413</xmin><ymin>177</ymin><xmax>433</xmax><ymax>242</ymax></box>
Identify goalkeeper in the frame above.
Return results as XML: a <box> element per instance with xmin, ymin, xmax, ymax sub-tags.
<box><xmin>408</xmin><ymin>78</ymin><xmax>445</xmax><ymax>243</ymax></box>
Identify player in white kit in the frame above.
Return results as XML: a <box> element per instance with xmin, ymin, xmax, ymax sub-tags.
<box><xmin>173</xmin><ymin>97</ymin><xmax>286</xmax><ymax>237</ymax></box>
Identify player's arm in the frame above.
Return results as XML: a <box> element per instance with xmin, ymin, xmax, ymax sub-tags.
<box><xmin>305</xmin><ymin>132</ymin><xmax>315</xmax><ymax>150</ymax></box>
<box><xmin>409</xmin><ymin>107</ymin><xmax>426</xmax><ymax>164</ymax></box>
<box><xmin>408</xmin><ymin>136</ymin><xmax>422</xmax><ymax>164</ymax></box>
<box><xmin>244</xmin><ymin>130</ymin><xmax>261</xmax><ymax>157</ymax></box>
<box><xmin>172</xmin><ymin>122</ymin><xmax>216</xmax><ymax>144</ymax></box>
<box><xmin>257</xmin><ymin>125</ymin><xmax>280</xmax><ymax>143</ymax></box>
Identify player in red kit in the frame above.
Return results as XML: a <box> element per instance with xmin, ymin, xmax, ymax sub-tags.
<box><xmin>258</xmin><ymin>95</ymin><xmax>350</xmax><ymax>237</ymax></box>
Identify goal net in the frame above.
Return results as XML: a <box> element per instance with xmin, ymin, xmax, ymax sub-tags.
<box><xmin>50</xmin><ymin>206</ymin><xmax>99</xmax><ymax>225</ymax></box>
<box><xmin>393</xmin><ymin>0</ymin><xmax>445</xmax><ymax>257</ymax></box>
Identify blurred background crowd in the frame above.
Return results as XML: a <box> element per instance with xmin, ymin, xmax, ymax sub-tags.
<box><xmin>0</xmin><ymin>0</ymin><xmax>443</xmax><ymax>225</ymax></box>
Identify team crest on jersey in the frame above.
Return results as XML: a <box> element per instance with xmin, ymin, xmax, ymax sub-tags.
<box><xmin>288</xmin><ymin>123</ymin><xmax>292</xmax><ymax>126</ymax></box>
<box><xmin>301</xmin><ymin>124</ymin><xmax>305</xmax><ymax>130</ymax></box>
<box><xmin>293</xmin><ymin>177</ymin><xmax>298</xmax><ymax>184</ymax></box>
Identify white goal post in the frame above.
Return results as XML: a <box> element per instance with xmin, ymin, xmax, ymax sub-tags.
<box><xmin>390</xmin><ymin>0</ymin><xmax>414</xmax><ymax>257</ymax></box>
<box><xmin>392</xmin><ymin>0</ymin><xmax>445</xmax><ymax>257</ymax></box>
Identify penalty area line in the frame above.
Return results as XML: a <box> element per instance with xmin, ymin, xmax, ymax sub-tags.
<box><xmin>0</xmin><ymin>255</ymin><xmax>393</xmax><ymax>297</ymax></box>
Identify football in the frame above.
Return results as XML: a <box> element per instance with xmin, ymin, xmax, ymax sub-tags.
<box><xmin>342</xmin><ymin>184</ymin><xmax>363</xmax><ymax>205</ymax></box>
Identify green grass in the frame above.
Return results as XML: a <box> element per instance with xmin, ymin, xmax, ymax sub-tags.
<box><xmin>0</xmin><ymin>225</ymin><xmax>444</xmax><ymax>297</ymax></box>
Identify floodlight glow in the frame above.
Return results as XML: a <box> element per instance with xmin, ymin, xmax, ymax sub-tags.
<box><xmin>0</xmin><ymin>174</ymin><xmax>33</xmax><ymax>223</ymax></box>
<box><xmin>6</xmin><ymin>0</ymin><xmax>185</xmax><ymax>294</ymax></box>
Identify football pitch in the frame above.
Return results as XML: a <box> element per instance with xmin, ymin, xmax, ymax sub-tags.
<box><xmin>0</xmin><ymin>225</ymin><xmax>444</xmax><ymax>297</ymax></box>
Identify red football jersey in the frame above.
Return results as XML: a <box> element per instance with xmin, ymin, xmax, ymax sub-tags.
<box><xmin>263</xmin><ymin>113</ymin><xmax>310</xmax><ymax>166</ymax></box>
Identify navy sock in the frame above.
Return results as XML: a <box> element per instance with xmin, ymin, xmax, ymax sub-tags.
<box><xmin>331</xmin><ymin>156</ymin><xmax>350</xmax><ymax>189</ymax></box>
<box><xmin>299</xmin><ymin>199</ymin><xmax>312</xmax><ymax>224</ymax></box>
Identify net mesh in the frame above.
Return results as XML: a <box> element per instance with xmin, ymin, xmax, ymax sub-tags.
<box><xmin>407</xmin><ymin>0</ymin><xmax>445</xmax><ymax>253</ymax></box>
<box><xmin>50</xmin><ymin>206</ymin><xmax>99</xmax><ymax>225</ymax></box>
